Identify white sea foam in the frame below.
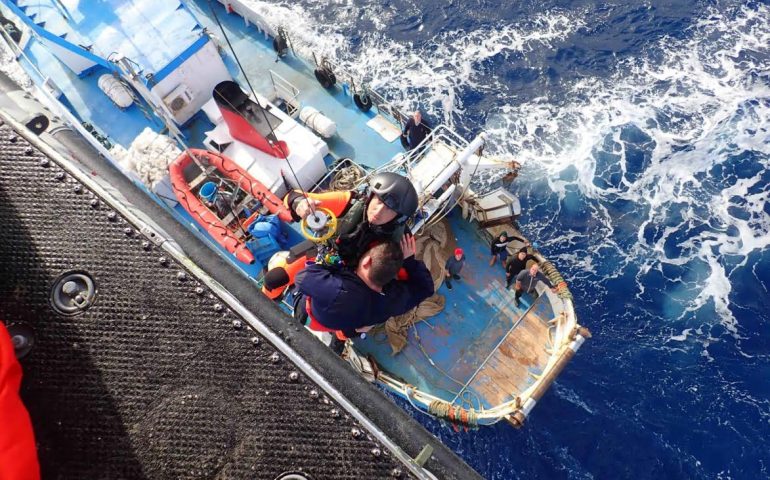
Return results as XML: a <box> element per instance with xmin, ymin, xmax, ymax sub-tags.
<box><xmin>238</xmin><ymin>0</ymin><xmax>582</xmax><ymax>125</ymax></box>
<box><xmin>553</xmin><ymin>382</ymin><xmax>595</xmax><ymax>415</ymax></box>
<box><xmin>486</xmin><ymin>4</ymin><xmax>770</xmax><ymax>337</ymax></box>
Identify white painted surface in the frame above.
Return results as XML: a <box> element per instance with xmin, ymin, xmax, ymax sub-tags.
<box><xmin>202</xmin><ymin>96</ymin><xmax>329</xmax><ymax>196</ymax></box>
<box><xmin>38</xmin><ymin>37</ymin><xmax>96</xmax><ymax>75</ymax></box>
<box><xmin>149</xmin><ymin>40</ymin><xmax>231</xmax><ymax>125</ymax></box>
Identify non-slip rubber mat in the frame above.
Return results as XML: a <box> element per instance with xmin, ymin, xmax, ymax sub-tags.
<box><xmin>0</xmin><ymin>120</ymin><xmax>411</xmax><ymax>480</ymax></box>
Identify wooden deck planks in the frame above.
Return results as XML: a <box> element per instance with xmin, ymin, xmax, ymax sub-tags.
<box><xmin>465</xmin><ymin>306</ymin><xmax>553</xmax><ymax>406</ymax></box>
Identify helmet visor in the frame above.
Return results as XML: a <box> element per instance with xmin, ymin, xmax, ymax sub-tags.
<box><xmin>375</xmin><ymin>191</ymin><xmax>400</xmax><ymax>214</ymax></box>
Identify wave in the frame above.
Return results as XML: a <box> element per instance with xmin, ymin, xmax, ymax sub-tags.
<box><xmin>488</xmin><ymin>3</ymin><xmax>770</xmax><ymax>338</ymax></box>
<box><xmin>238</xmin><ymin>0</ymin><xmax>583</xmax><ymax>125</ymax></box>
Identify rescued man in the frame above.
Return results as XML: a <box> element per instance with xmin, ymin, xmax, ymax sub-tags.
<box><xmin>293</xmin><ymin>234</ymin><xmax>434</xmax><ymax>341</ymax></box>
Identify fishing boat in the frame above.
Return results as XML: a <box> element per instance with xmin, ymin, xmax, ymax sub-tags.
<box><xmin>0</xmin><ymin>0</ymin><xmax>589</xmax><ymax>428</ymax></box>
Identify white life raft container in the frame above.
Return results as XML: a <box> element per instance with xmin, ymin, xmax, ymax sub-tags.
<box><xmin>299</xmin><ymin>106</ymin><xmax>336</xmax><ymax>138</ymax></box>
<box><xmin>97</xmin><ymin>74</ymin><xmax>134</xmax><ymax>109</ymax></box>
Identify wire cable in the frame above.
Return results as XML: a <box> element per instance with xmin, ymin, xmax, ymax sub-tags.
<box><xmin>206</xmin><ymin>0</ymin><xmax>316</xmax><ymax>217</ymax></box>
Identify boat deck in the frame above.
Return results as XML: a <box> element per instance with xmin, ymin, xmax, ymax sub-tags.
<box><xmin>185</xmin><ymin>0</ymin><xmax>403</xmax><ymax>170</ymax></box>
<box><xmin>22</xmin><ymin>42</ymin><xmax>160</xmax><ymax>147</ymax></box>
<box><xmin>353</xmin><ymin>211</ymin><xmax>555</xmax><ymax>410</ymax></box>
<box><xmin>16</xmin><ymin>0</ymin><xmax>402</xmax><ymax>167</ymax></box>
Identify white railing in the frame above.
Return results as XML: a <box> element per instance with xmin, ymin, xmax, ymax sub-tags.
<box><xmin>268</xmin><ymin>69</ymin><xmax>300</xmax><ymax>116</ymax></box>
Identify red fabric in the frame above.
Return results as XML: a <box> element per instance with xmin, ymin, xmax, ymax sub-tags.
<box><xmin>219</xmin><ymin>108</ymin><xmax>289</xmax><ymax>158</ymax></box>
<box><xmin>396</xmin><ymin>267</ymin><xmax>409</xmax><ymax>281</ymax></box>
<box><xmin>0</xmin><ymin>324</ymin><xmax>40</xmax><ymax>480</ymax></box>
<box><xmin>305</xmin><ymin>299</ymin><xmax>348</xmax><ymax>340</ymax></box>
<box><xmin>305</xmin><ymin>298</ymin><xmax>334</xmax><ymax>332</ymax></box>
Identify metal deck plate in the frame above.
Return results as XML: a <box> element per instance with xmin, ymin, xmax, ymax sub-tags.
<box><xmin>0</xmin><ymin>121</ymin><xmax>413</xmax><ymax>479</ymax></box>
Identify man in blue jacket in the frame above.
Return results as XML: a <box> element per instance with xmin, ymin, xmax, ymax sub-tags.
<box><xmin>294</xmin><ymin>234</ymin><xmax>434</xmax><ymax>339</ymax></box>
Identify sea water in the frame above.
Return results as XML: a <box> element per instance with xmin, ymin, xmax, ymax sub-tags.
<box><xmin>247</xmin><ymin>1</ymin><xmax>769</xmax><ymax>477</ymax></box>
<box><xmin>26</xmin><ymin>0</ymin><xmax>770</xmax><ymax>477</ymax></box>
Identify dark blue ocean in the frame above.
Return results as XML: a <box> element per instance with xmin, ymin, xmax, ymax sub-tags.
<box><xmin>251</xmin><ymin>1</ymin><xmax>770</xmax><ymax>478</ymax></box>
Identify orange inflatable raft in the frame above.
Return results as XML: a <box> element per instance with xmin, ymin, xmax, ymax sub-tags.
<box><xmin>169</xmin><ymin>149</ymin><xmax>292</xmax><ymax>264</ymax></box>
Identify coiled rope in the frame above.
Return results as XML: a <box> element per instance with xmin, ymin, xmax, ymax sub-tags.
<box><xmin>539</xmin><ymin>260</ymin><xmax>573</xmax><ymax>300</ymax></box>
<box><xmin>428</xmin><ymin>400</ymin><xmax>479</xmax><ymax>427</ymax></box>
<box><xmin>329</xmin><ymin>164</ymin><xmax>365</xmax><ymax>191</ymax></box>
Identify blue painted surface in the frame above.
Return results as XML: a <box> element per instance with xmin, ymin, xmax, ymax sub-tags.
<box><xmin>2</xmin><ymin>0</ymin><xmax>116</xmax><ymax>71</ymax></box>
<box><xmin>353</xmin><ymin>208</ymin><xmax>537</xmax><ymax>410</ymax></box>
<box><xmin>23</xmin><ymin>39</ymin><xmax>160</xmax><ymax>147</ymax></box>
<box><xmin>152</xmin><ymin>34</ymin><xmax>208</xmax><ymax>84</ymax></box>
<box><xmin>8</xmin><ymin>0</ymin><xmax>202</xmax><ymax>73</ymax></box>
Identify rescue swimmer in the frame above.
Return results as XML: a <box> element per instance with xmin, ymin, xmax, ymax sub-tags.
<box><xmin>262</xmin><ymin>172</ymin><xmax>419</xmax><ymax>299</ymax></box>
<box><xmin>261</xmin><ymin>172</ymin><xmax>433</xmax><ymax>348</ymax></box>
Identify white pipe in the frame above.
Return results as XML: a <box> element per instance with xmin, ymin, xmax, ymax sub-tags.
<box><xmin>422</xmin><ymin>133</ymin><xmax>486</xmax><ymax>195</ymax></box>
<box><xmin>569</xmin><ymin>334</ymin><xmax>586</xmax><ymax>352</ymax></box>
<box><xmin>412</xmin><ymin>183</ymin><xmax>456</xmax><ymax>232</ymax></box>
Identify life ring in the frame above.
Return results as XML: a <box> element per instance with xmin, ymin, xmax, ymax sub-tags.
<box><xmin>353</xmin><ymin>93</ymin><xmax>372</xmax><ymax>112</ymax></box>
<box><xmin>314</xmin><ymin>68</ymin><xmax>336</xmax><ymax>89</ymax></box>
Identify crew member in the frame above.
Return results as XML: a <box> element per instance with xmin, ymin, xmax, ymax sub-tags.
<box><xmin>401</xmin><ymin>110</ymin><xmax>431</xmax><ymax>151</ymax></box>
<box><xmin>513</xmin><ymin>263</ymin><xmax>555</xmax><ymax>308</ymax></box>
<box><xmin>0</xmin><ymin>323</ymin><xmax>40</xmax><ymax>480</ymax></box>
<box><xmin>294</xmin><ymin>235</ymin><xmax>434</xmax><ymax>339</ymax></box>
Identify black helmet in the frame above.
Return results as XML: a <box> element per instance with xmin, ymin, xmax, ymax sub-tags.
<box><xmin>368</xmin><ymin>172</ymin><xmax>418</xmax><ymax>223</ymax></box>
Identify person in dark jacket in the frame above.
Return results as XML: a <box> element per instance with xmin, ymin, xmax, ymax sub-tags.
<box><xmin>505</xmin><ymin>247</ymin><xmax>534</xmax><ymax>289</ymax></box>
<box><xmin>489</xmin><ymin>231</ymin><xmax>527</xmax><ymax>267</ymax></box>
<box><xmin>284</xmin><ymin>172</ymin><xmax>419</xmax><ymax>267</ymax></box>
<box><xmin>401</xmin><ymin>110</ymin><xmax>431</xmax><ymax>151</ymax></box>
<box><xmin>294</xmin><ymin>234</ymin><xmax>434</xmax><ymax>338</ymax></box>
<box><xmin>513</xmin><ymin>263</ymin><xmax>554</xmax><ymax>308</ymax></box>
<box><xmin>444</xmin><ymin>247</ymin><xmax>465</xmax><ymax>290</ymax></box>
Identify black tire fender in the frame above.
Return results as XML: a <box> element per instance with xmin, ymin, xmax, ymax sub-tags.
<box><xmin>314</xmin><ymin>68</ymin><xmax>336</xmax><ymax>89</ymax></box>
<box><xmin>353</xmin><ymin>93</ymin><xmax>372</xmax><ymax>112</ymax></box>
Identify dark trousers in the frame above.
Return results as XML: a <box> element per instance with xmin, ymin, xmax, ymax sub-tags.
<box><xmin>292</xmin><ymin>292</ymin><xmax>308</xmax><ymax>325</ymax></box>
<box><xmin>292</xmin><ymin>292</ymin><xmax>345</xmax><ymax>355</ymax></box>
<box><xmin>445</xmin><ymin>273</ymin><xmax>460</xmax><ymax>288</ymax></box>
